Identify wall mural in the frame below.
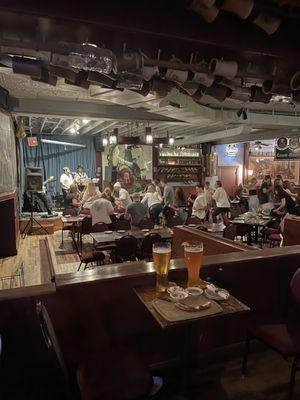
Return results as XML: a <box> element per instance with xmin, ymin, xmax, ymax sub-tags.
<box><xmin>103</xmin><ymin>144</ymin><xmax>152</xmax><ymax>193</ymax></box>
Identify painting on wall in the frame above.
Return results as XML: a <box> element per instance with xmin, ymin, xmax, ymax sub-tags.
<box><xmin>103</xmin><ymin>144</ymin><xmax>152</xmax><ymax>193</ymax></box>
<box><xmin>249</xmin><ymin>157</ymin><xmax>298</xmax><ymax>181</ymax></box>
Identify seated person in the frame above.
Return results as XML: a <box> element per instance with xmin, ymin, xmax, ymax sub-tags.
<box><xmin>125</xmin><ymin>193</ymin><xmax>149</xmax><ymax>228</ymax></box>
<box><xmin>273</xmin><ymin>185</ymin><xmax>300</xmax><ymax>216</ymax></box>
<box><xmin>171</xmin><ymin>187</ymin><xmax>188</xmax><ymax>224</ymax></box>
<box><xmin>90</xmin><ymin>195</ymin><xmax>114</xmax><ymax>226</ymax></box>
<box><xmin>81</xmin><ymin>181</ymin><xmax>101</xmax><ymax>209</ymax></box>
<box><xmin>113</xmin><ymin>182</ymin><xmax>132</xmax><ymax>211</ymax></box>
<box><xmin>283</xmin><ymin>180</ymin><xmax>298</xmax><ymax>201</ymax></box>
<box><xmin>102</xmin><ymin>186</ymin><xmax>115</xmax><ymax>205</ymax></box>
<box><xmin>192</xmin><ymin>184</ymin><xmax>207</xmax><ymax>221</ymax></box>
<box><xmin>141</xmin><ymin>184</ymin><xmax>163</xmax><ymax>225</ymax></box>
<box><xmin>65</xmin><ymin>183</ymin><xmax>81</xmax><ymax>214</ymax></box>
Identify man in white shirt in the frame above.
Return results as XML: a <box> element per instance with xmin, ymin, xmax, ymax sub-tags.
<box><xmin>192</xmin><ymin>184</ymin><xmax>207</xmax><ymax>221</ymax></box>
<box><xmin>113</xmin><ymin>182</ymin><xmax>132</xmax><ymax>210</ymax></box>
<box><xmin>90</xmin><ymin>197</ymin><xmax>114</xmax><ymax>226</ymax></box>
<box><xmin>212</xmin><ymin>180</ymin><xmax>230</xmax><ymax>231</ymax></box>
<box><xmin>60</xmin><ymin>167</ymin><xmax>73</xmax><ymax>201</ymax></box>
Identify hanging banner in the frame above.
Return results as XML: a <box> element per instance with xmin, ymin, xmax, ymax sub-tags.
<box><xmin>275</xmin><ymin>136</ymin><xmax>300</xmax><ymax>160</ymax></box>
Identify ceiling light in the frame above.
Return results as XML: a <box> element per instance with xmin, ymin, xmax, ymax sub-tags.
<box><xmin>70</xmin><ymin>127</ymin><xmax>76</xmax><ymax>134</ymax></box>
<box><xmin>102</xmin><ymin>137</ymin><xmax>108</xmax><ymax>147</ymax></box>
<box><xmin>159</xmin><ymin>143</ymin><xmax>163</xmax><ymax>148</ymax></box>
<box><xmin>168</xmin><ymin>137</ymin><xmax>175</xmax><ymax>146</ymax></box>
<box><xmin>82</xmin><ymin>119</ymin><xmax>90</xmax><ymax>124</ymax></box>
<box><xmin>109</xmin><ymin>135</ymin><xmax>117</xmax><ymax>145</ymax></box>
<box><xmin>145</xmin><ymin>126</ymin><xmax>153</xmax><ymax>145</ymax></box>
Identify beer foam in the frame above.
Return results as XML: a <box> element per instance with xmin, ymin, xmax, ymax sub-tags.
<box><xmin>184</xmin><ymin>247</ymin><xmax>203</xmax><ymax>252</ymax></box>
<box><xmin>153</xmin><ymin>248</ymin><xmax>171</xmax><ymax>254</ymax></box>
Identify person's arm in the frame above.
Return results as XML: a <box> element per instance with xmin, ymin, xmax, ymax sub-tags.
<box><xmin>274</xmin><ymin>197</ymin><xmax>286</xmax><ymax>212</ymax></box>
<box><xmin>193</xmin><ymin>197</ymin><xmax>207</xmax><ymax>212</ymax></box>
<box><xmin>141</xmin><ymin>193</ymin><xmax>149</xmax><ymax>206</ymax></box>
<box><xmin>212</xmin><ymin>189</ymin><xmax>218</xmax><ymax>201</ymax></box>
<box><xmin>72</xmin><ymin>197</ymin><xmax>81</xmax><ymax>207</ymax></box>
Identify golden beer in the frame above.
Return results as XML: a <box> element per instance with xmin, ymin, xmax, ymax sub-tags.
<box><xmin>153</xmin><ymin>243</ymin><xmax>171</xmax><ymax>293</ymax></box>
<box><xmin>184</xmin><ymin>242</ymin><xmax>204</xmax><ymax>288</ymax></box>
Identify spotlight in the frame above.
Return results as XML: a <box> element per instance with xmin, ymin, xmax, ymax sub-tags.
<box><xmin>102</xmin><ymin>137</ymin><xmax>108</xmax><ymax>147</ymax></box>
<box><xmin>145</xmin><ymin>126</ymin><xmax>153</xmax><ymax>145</ymax></box>
<box><xmin>82</xmin><ymin>119</ymin><xmax>90</xmax><ymax>124</ymax></box>
<box><xmin>70</xmin><ymin>127</ymin><xmax>76</xmax><ymax>134</ymax></box>
<box><xmin>168</xmin><ymin>137</ymin><xmax>175</xmax><ymax>146</ymax></box>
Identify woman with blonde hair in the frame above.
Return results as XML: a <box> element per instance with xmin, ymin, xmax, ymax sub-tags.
<box><xmin>81</xmin><ymin>181</ymin><xmax>101</xmax><ymax>209</ymax></box>
<box><xmin>142</xmin><ymin>183</ymin><xmax>163</xmax><ymax>224</ymax></box>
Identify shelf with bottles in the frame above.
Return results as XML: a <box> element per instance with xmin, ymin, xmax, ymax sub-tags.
<box><xmin>158</xmin><ymin>159</ymin><xmax>201</xmax><ymax>166</ymax></box>
<box><xmin>159</xmin><ymin>148</ymin><xmax>200</xmax><ymax>158</ymax></box>
<box><xmin>157</xmin><ymin>166</ymin><xmax>199</xmax><ymax>174</ymax></box>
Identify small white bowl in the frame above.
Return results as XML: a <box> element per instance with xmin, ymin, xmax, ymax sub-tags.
<box><xmin>170</xmin><ymin>291</ymin><xmax>188</xmax><ymax>302</ymax></box>
<box><xmin>167</xmin><ymin>286</ymin><xmax>183</xmax><ymax>295</ymax></box>
<box><xmin>104</xmin><ymin>230</ymin><xmax>113</xmax><ymax>234</ymax></box>
<box><xmin>117</xmin><ymin>230</ymin><xmax>126</xmax><ymax>233</ymax></box>
<box><xmin>142</xmin><ymin>229</ymin><xmax>150</xmax><ymax>232</ymax></box>
<box><xmin>186</xmin><ymin>287</ymin><xmax>203</xmax><ymax>296</ymax></box>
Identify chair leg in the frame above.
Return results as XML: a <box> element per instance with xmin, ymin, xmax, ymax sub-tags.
<box><xmin>77</xmin><ymin>261</ymin><xmax>82</xmax><ymax>272</ymax></box>
<box><xmin>241</xmin><ymin>333</ymin><xmax>251</xmax><ymax>377</ymax></box>
<box><xmin>83</xmin><ymin>262</ymin><xmax>89</xmax><ymax>270</ymax></box>
<box><xmin>288</xmin><ymin>356</ymin><xmax>299</xmax><ymax>400</ymax></box>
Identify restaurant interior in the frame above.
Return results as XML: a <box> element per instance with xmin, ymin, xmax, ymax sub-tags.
<box><xmin>0</xmin><ymin>1</ymin><xmax>300</xmax><ymax>399</ymax></box>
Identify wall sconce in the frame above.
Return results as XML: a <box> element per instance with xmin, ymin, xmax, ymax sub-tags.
<box><xmin>145</xmin><ymin>126</ymin><xmax>153</xmax><ymax>144</ymax></box>
<box><xmin>102</xmin><ymin>137</ymin><xmax>108</xmax><ymax>147</ymax></box>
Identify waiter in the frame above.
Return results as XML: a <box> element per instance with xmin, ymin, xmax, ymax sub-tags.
<box><xmin>60</xmin><ymin>167</ymin><xmax>73</xmax><ymax>201</ymax></box>
<box><xmin>74</xmin><ymin>165</ymin><xmax>88</xmax><ymax>192</ymax></box>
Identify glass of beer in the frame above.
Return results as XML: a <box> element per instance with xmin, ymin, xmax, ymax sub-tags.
<box><xmin>183</xmin><ymin>242</ymin><xmax>204</xmax><ymax>288</ymax></box>
<box><xmin>153</xmin><ymin>242</ymin><xmax>171</xmax><ymax>293</ymax></box>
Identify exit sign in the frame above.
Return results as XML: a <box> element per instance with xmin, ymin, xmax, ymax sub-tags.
<box><xmin>27</xmin><ymin>137</ymin><xmax>38</xmax><ymax>147</ymax></box>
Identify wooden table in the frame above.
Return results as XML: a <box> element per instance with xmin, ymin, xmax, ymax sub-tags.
<box><xmin>90</xmin><ymin>228</ymin><xmax>173</xmax><ymax>247</ymax></box>
<box><xmin>134</xmin><ymin>284</ymin><xmax>250</xmax><ymax>393</ymax></box>
<box><xmin>232</xmin><ymin>216</ymin><xmax>271</xmax><ymax>244</ymax></box>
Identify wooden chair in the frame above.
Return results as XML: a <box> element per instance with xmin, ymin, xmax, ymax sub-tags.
<box><xmin>223</xmin><ymin>224</ymin><xmax>237</xmax><ymax>241</ymax></box>
<box><xmin>242</xmin><ymin>268</ymin><xmax>300</xmax><ymax>400</ymax></box>
<box><xmin>137</xmin><ymin>233</ymin><xmax>162</xmax><ymax>260</ymax></box>
<box><xmin>112</xmin><ymin>235</ymin><xmax>138</xmax><ymax>262</ymax></box>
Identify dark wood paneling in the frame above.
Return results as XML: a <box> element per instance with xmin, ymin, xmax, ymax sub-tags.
<box><xmin>0</xmin><ymin>195</ymin><xmax>19</xmax><ymax>257</ymax></box>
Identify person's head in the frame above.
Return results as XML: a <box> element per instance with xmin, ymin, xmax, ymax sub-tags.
<box><xmin>196</xmin><ymin>183</ymin><xmax>204</xmax><ymax>195</ymax></box>
<box><xmin>104</xmin><ymin>187</ymin><xmax>112</xmax><ymax>196</ymax></box>
<box><xmin>274</xmin><ymin>185</ymin><xmax>285</xmax><ymax>197</ymax></box>
<box><xmin>238</xmin><ymin>183</ymin><xmax>243</xmax><ymax>189</ymax></box>
<box><xmin>69</xmin><ymin>183</ymin><xmax>78</xmax><ymax>194</ymax></box>
<box><xmin>113</xmin><ymin>182</ymin><xmax>122</xmax><ymax>193</ymax></box>
<box><xmin>215</xmin><ymin>180</ymin><xmax>222</xmax><ymax>189</ymax></box>
<box><xmin>251</xmin><ymin>177</ymin><xmax>257</xmax><ymax>184</ymax></box>
<box><xmin>274</xmin><ymin>178</ymin><xmax>282</xmax><ymax>188</ymax></box>
<box><xmin>283</xmin><ymin>180</ymin><xmax>291</xmax><ymax>190</ymax></box>
<box><xmin>204</xmin><ymin>181</ymin><xmax>210</xmax><ymax>188</ymax></box>
<box><xmin>86</xmin><ymin>181</ymin><xmax>97</xmax><ymax>195</ymax></box>
<box><xmin>160</xmin><ymin>177</ymin><xmax>167</xmax><ymax>187</ymax></box>
<box><xmin>276</xmin><ymin>174</ymin><xmax>283</xmax><ymax>180</ymax></box>
<box><xmin>152</xmin><ymin>179</ymin><xmax>160</xmax><ymax>186</ymax></box>
<box><xmin>175</xmin><ymin>187</ymin><xmax>186</xmax><ymax>202</ymax></box>
<box><xmin>147</xmin><ymin>184</ymin><xmax>155</xmax><ymax>193</ymax></box>
<box><xmin>265</xmin><ymin>175</ymin><xmax>271</xmax><ymax>183</ymax></box>
<box><xmin>77</xmin><ymin>165</ymin><xmax>84</xmax><ymax>173</ymax></box>
<box><xmin>63</xmin><ymin>167</ymin><xmax>70</xmax><ymax>175</ymax></box>
<box><xmin>132</xmin><ymin>193</ymin><xmax>141</xmax><ymax>203</ymax></box>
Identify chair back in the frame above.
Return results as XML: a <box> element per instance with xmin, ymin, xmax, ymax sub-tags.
<box><xmin>63</xmin><ymin>208</ymin><xmax>76</xmax><ymax>216</ymax></box>
<box><xmin>223</xmin><ymin>224</ymin><xmax>237</xmax><ymax>241</ymax></box>
<box><xmin>139</xmin><ymin>218</ymin><xmax>154</xmax><ymax>230</ymax></box>
<box><xmin>36</xmin><ymin>302</ymin><xmax>69</xmax><ymax>387</ymax></box>
<box><xmin>81</xmin><ymin>216</ymin><xmax>93</xmax><ymax>234</ymax></box>
<box><xmin>186</xmin><ymin>216</ymin><xmax>202</xmax><ymax>225</ymax></box>
<box><xmin>92</xmin><ymin>222</ymin><xmax>108</xmax><ymax>233</ymax></box>
<box><xmin>166</xmin><ymin>215</ymin><xmax>183</xmax><ymax>227</ymax></box>
<box><xmin>240</xmin><ymin>204</ymin><xmax>247</xmax><ymax>214</ymax></box>
<box><xmin>290</xmin><ymin>268</ymin><xmax>300</xmax><ymax>313</ymax></box>
<box><xmin>230</xmin><ymin>206</ymin><xmax>241</xmax><ymax>219</ymax></box>
<box><xmin>141</xmin><ymin>233</ymin><xmax>162</xmax><ymax>255</ymax></box>
<box><xmin>114</xmin><ymin>219</ymin><xmax>131</xmax><ymax>231</ymax></box>
<box><xmin>115</xmin><ymin>235</ymin><xmax>138</xmax><ymax>261</ymax></box>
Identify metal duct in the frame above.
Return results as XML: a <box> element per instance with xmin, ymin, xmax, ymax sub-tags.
<box><xmin>13</xmin><ymin>56</ymin><xmax>42</xmax><ymax>79</ymax></box>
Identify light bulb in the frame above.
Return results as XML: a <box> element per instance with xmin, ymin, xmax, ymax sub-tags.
<box><xmin>82</xmin><ymin>119</ymin><xmax>90</xmax><ymax>124</ymax></box>
<box><xmin>70</xmin><ymin>127</ymin><xmax>76</xmax><ymax>134</ymax></box>
<box><xmin>102</xmin><ymin>137</ymin><xmax>108</xmax><ymax>147</ymax></box>
<box><xmin>168</xmin><ymin>137</ymin><xmax>174</xmax><ymax>146</ymax></box>
<box><xmin>109</xmin><ymin>135</ymin><xmax>117</xmax><ymax>145</ymax></box>
<box><xmin>146</xmin><ymin>134</ymin><xmax>153</xmax><ymax>145</ymax></box>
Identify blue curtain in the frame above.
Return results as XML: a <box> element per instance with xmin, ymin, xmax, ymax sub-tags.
<box><xmin>21</xmin><ymin>135</ymin><xmax>96</xmax><ymax>194</ymax></box>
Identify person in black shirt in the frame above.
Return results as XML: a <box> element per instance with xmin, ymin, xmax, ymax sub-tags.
<box><xmin>273</xmin><ymin>185</ymin><xmax>300</xmax><ymax>216</ymax></box>
<box><xmin>259</xmin><ymin>175</ymin><xmax>273</xmax><ymax>206</ymax></box>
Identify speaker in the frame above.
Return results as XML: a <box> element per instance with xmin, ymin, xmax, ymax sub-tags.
<box><xmin>25</xmin><ymin>167</ymin><xmax>43</xmax><ymax>192</ymax></box>
<box><xmin>202</xmin><ymin>143</ymin><xmax>212</xmax><ymax>156</ymax></box>
<box><xmin>104</xmin><ymin>165</ymin><xmax>117</xmax><ymax>182</ymax></box>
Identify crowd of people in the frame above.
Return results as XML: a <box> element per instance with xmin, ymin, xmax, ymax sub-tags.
<box><xmin>59</xmin><ymin>164</ymin><xmax>299</xmax><ymax>232</ymax></box>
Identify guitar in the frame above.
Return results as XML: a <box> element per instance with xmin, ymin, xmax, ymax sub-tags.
<box><xmin>42</xmin><ymin>176</ymin><xmax>55</xmax><ymax>192</ymax></box>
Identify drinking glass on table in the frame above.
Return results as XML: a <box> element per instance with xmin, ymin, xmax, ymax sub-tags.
<box><xmin>183</xmin><ymin>242</ymin><xmax>204</xmax><ymax>288</ymax></box>
<box><xmin>152</xmin><ymin>242</ymin><xmax>171</xmax><ymax>293</ymax></box>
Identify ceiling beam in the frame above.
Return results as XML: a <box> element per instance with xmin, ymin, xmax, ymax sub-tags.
<box><xmin>39</xmin><ymin>117</ymin><xmax>47</xmax><ymax>134</ymax></box>
<box><xmin>211</xmin><ymin>129</ymin><xmax>300</xmax><ymax>145</ymax></box>
<box><xmin>9</xmin><ymin>97</ymin><xmax>186</xmax><ymax>124</ymax></box>
<box><xmin>50</xmin><ymin>119</ymin><xmax>63</xmax><ymax>134</ymax></box>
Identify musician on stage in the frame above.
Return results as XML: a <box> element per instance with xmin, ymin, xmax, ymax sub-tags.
<box><xmin>60</xmin><ymin>167</ymin><xmax>73</xmax><ymax>201</ymax></box>
<box><xmin>74</xmin><ymin>165</ymin><xmax>88</xmax><ymax>192</ymax></box>
<box><xmin>36</xmin><ymin>176</ymin><xmax>56</xmax><ymax>216</ymax></box>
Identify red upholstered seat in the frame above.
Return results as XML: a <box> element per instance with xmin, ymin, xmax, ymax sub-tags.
<box><xmin>268</xmin><ymin>233</ymin><xmax>281</xmax><ymax>242</ymax></box>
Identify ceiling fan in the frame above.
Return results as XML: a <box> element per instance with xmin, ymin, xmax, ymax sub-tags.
<box><xmin>254</xmin><ymin>140</ymin><xmax>269</xmax><ymax>149</ymax></box>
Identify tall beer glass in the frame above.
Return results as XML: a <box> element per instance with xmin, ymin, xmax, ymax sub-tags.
<box><xmin>183</xmin><ymin>242</ymin><xmax>204</xmax><ymax>288</ymax></box>
<box><xmin>153</xmin><ymin>242</ymin><xmax>171</xmax><ymax>293</ymax></box>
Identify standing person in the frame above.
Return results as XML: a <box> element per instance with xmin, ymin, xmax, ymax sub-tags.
<box><xmin>141</xmin><ymin>184</ymin><xmax>163</xmax><ymax>225</ymax></box>
<box><xmin>259</xmin><ymin>175</ymin><xmax>273</xmax><ymax>210</ymax></box>
<box><xmin>172</xmin><ymin>187</ymin><xmax>188</xmax><ymax>224</ymax></box>
<box><xmin>192</xmin><ymin>184</ymin><xmax>207</xmax><ymax>222</ymax></box>
<box><xmin>212</xmin><ymin>180</ymin><xmax>230</xmax><ymax>231</ymax></box>
<box><xmin>125</xmin><ymin>193</ymin><xmax>149</xmax><ymax>228</ymax></box>
<box><xmin>65</xmin><ymin>183</ymin><xmax>81</xmax><ymax>214</ymax></box>
<box><xmin>273</xmin><ymin>185</ymin><xmax>300</xmax><ymax>216</ymax></box>
<box><xmin>204</xmin><ymin>181</ymin><xmax>214</xmax><ymax>221</ymax></box>
<box><xmin>74</xmin><ymin>165</ymin><xmax>88</xmax><ymax>191</ymax></box>
<box><xmin>247</xmin><ymin>177</ymin><xmax>259</xmax><ymax>212</ymax></box>
<box><xmin>113</xmin><ymin>182</ymin><xmax>132</xmax><ymax>211</ymax></box>
<box><xmin>283</xmin><ymin>180</ymin><xmax>298</xmax><ymax>201</ymax></box>
<box><xmin>152</xmin><ymin>179</ymin><xmax>162</xmax><ymax>196</ymax></box>
<box><xmin>160</xmin><ymin>177</ymin><xmax>174</xmax><ymax>207</ymax></box>
<box><xmin>60</xmin><ymin>167</ymin><xmax>73</xmax><ymax>202</ymax></box>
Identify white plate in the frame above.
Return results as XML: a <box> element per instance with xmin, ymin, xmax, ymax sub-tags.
<box><xmin>205</xmin><ymin>288</ymin><xmax>229</xmax><ymax>301</ymax></box>
<box><xmin>188</xmin><ymin>224</ymin><xmax>196</xmax><ymax>227</ymax></box>
<box><xmin>104</xmin><ymin>231</ymin><xmax>113</xmax><ymax>234</ymax></box>
<box><xmin>186</xmin><ymin>287</ymin><xmax>203</xmax><ymax>296</ymax></box>
<box><xmin>117</xmin><ymin>230</ymin><xmax>126</xmax><ymax>233</ymax></box>
<box><xmin>142</xmin><ymin>229</ymin><xmax>150</xmax><ymax>232</ymax></box>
